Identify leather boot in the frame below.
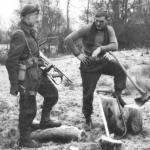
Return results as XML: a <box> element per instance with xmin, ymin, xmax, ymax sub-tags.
<box><xmin>31</xmin><ymin>122</ymin><xmax>40</xmax><ymax>131</ymax></box>
<box><xmin>19</xmin><ymin>139</ymin><xmax>41</xmax><ymax>148</ymax></box>
<box><xmin>40</xmin><ymin>119</ymin><xmax>62</xmax><ymax>129</ymax></box>
<box><xmin>114</xmin><ymin>91</ymin><xmax>126</xmax><ymax>107</ymax></box>
<box><xmin>18</xmin><ymin>130</ymin><xmax>41</xmax><ymax>148</ymax></box>
<box><xmin>83</xmin><ymin>116</ymin><xmax>93</xmax><ymax>131</ymax></box>
<box><xmin>40</xmin><ymin>111</ymin><xmax>61</xmax><ymax>129</ymax></box>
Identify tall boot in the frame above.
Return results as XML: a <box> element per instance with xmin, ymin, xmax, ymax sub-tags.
<box><xmin>18</xmin><ymin>129</ymin><xmax>41</xmax><ymax>148</ymax></box>
<box><xmin>83</xmin><ymin>116</ymin><xmax>93</xmax><ymax>131</ymax></box>
<box><xmin>40</xmin><ymin>110</ymin><xmax>61</xmax><ymax>129</ymax></box>
<box><xmin>114</xmin><ymin>91</ymin><xmax>126</xmax><ymax>107</ymax></box>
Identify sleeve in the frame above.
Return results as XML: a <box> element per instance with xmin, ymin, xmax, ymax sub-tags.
<box><xmin>101</xmin><ymin>25</ymin><xmax>118</xmax><ymax>52</ymax></box>
<box><xmin>64</xmin><ymin>26</ymin><xmax>89</xmax><ymax>56</ymax></box>
<box><xmin>5</xmin><ymin>32</ymin><xmax>26</xmax><ymax>95</ymax></box>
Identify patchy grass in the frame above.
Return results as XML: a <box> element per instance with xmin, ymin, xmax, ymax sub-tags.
<box><xmin>0</xmin><ymin>49</ymin><xmax>150</xmax><ymax>149</ymax></box>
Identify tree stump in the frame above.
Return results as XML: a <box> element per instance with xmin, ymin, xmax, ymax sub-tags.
<box><xmin>31</xmin><ymin>125</ymin><xmax>85</xmax><ymax>143</ymax></box>
<box><xmin>123</xmin><ymin>104</ymin><xmax>143</xmax><ymax>134</ymax></box>
<box><xmin>99</xmin><ymin>95</ymin><xmax>125</xmax><ymax>136</ymax></box>
<box><xmin>98</xmin><ymin>95</ymin><xmax>143</xmax><ymax>135</ymax></box>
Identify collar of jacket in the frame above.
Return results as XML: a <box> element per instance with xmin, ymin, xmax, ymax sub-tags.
<box><xmin>19</xmin><ymin>21</ymin><xmax>36</xmax><ymax>36</ymax></box>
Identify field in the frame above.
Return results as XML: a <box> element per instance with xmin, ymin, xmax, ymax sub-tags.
<box><xmin>0</xmin><ymin>49</ymin><xmax>150</xmax><ymax>150</ymax></box>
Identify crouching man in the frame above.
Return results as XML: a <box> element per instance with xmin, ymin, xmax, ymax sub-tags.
<box><xmin>65</xmin><ymin>10</ymin><xmax>127</xmax><ymax>130</ymax></box>
<box><xmin>6</xmin><ymin>4</ymin><xmax>61</xmax><ymax>148</ymax></box>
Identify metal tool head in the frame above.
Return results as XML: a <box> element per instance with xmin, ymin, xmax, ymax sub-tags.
<box><xmin>135</xmin><ymin>93</ymin><xmax>150</xmax><ymax>106</ymax></box>
<box><xmin>98</xmin><ymin>135</ymin><xmax>123</xmax><ymax>149</ymax></box>
<box><xmin>100</xmin><ymin>135</ymin><xmax>123</xmax><ymax>144</ymax></box>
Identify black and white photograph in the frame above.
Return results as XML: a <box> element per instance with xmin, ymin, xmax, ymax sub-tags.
<box><xmin>0</xmin><ymin>0</ymin><xmax>150</xmax><ymax>149</ymax></box>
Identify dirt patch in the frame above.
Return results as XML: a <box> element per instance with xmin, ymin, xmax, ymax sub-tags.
<box><xmin>0</xmin><ymin>50</ymin><xmax>150</xmax><ymax>149</ymax></box>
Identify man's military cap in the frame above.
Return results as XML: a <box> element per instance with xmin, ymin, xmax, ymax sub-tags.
<box><xmin>21</xmin><ymin>4</ymin><xmax>40</xmax><ymax>17</ymax></box>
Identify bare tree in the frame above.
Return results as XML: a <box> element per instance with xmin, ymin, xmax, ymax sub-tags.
<box><xmin>86</xmin><ymin>0</ymin><xmax>90</xmax><ymax>24</ymax></box>
<box><xmin>56</xmin><ymin>0</ymin><xmax>60</xmax><ymax>7</ymax></box>
<box><xmin>67</xmin><ymin>0</ymin><xmax>70</xmax><ymax>33</ymax></box>
<box><xmin>39</xmin><ymin>0</ymin><xmax>65</xmax><ymax>37</ymax></box>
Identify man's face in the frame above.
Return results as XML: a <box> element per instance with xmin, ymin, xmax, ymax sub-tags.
<box><xmin>94</xmin><ymin>16</ymin><xmax>107</xmax><ymax>30</ymax></box>
<box><xmin>24</xmin><ymin>11</ymin><xmax>40</xmax><ymax>27</ymax></box>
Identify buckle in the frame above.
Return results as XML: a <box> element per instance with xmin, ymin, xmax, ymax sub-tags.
<box><xmin>19</xmin><ymin>85</ymin><xmax>26</xmax><ymax>93</ymax></box>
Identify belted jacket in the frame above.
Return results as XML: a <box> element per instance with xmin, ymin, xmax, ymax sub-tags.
<box><xmin>6</xmin><ymin>21</ymin><xmax>42</xmax><ymax>95</ymax></box>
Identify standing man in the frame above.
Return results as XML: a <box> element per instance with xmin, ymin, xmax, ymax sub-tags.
<box><xmin>65</xmin><ymin>10</ymin><xmax>127</xmax><ymax>130</ymax></box>
<box><xmin>6</xmin><ymin>4</ymin><xmax>61</xmax><ymax>148</ymax></box>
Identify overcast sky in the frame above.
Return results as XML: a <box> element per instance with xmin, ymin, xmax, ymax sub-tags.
<box><xmin>0</xmin><ymin>0</ymin><xmax>87</xmax><ymax>31</ymax></box>
<box><xmin>0</xmin><ymin>0</ymin><xmax>19</xmax><ymax>30</ymax></box>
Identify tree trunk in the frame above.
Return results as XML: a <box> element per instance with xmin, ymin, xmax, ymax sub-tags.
<box><xmin>98</xmin><ymin>94</ymin><xmax>143</xmax><ymax>135</ymax></box>
<box><xmin>86</xmin><ymin>0</ymin><xmax>90</xmax><ymax>24</ymax></box>
<box><xmin>31</xmin><ymin>125</ymin><xmax>85</xmax><ymax>143</ymax></box>
<box><xmin>111</xmin><ymin>0</ymin><xmax>120</xmax><ymax>22</ymax></box>
<box><xmin>67</xmin><ymin>0</ymin><xmax>70</xmax><ymax>33</ymax></box>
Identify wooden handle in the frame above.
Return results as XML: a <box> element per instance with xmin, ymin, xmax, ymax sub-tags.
<box><xmin>98</xmin><ymin>96</ymin><xmax>110</xmax><ymax>137</ymax></box>
<box><xmin>109</xmin><ymin>51</ymin><xmax>146</xmax><ymax>95</ymax></box>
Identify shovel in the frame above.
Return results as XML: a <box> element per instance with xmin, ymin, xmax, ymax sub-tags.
<box><xmin>98</xmin><ymin>94</ymin><xmax>123</xmax><ymax>150</ymax></box>
<box><xmin>109</xmin><ymin>51</ymin><xmax>150</xmax><ymax>106</ymax></box>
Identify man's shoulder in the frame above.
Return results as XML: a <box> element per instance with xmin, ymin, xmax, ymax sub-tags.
<box><xmin>107</xmin><ymin>25</ymin><xmax>115</xmax><ymax>32</ymax></box>
<box><xmin>11</xmin><ymin>29</ymin><xmax>25</xmax><ymax>40</ymax></box>
<box><xmin>79</xmin><ymin>24</ymin><xmax>92</xmax><ymax>31</ymax></box>
<box><xmin>13</xmin><ymin>29</ymin><xmax>23</xmax><ymax>36</ymax></box>
<box><xmin>74</xmin><ymin>24</ymin><xmax>92</xmax><ymax>36</ymax></box>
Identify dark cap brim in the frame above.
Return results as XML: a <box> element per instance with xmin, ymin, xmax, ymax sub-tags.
<box><xmin>21</xmin><ymin>5</ymin><xmax>40</xmax><ymax>17</ymax></box>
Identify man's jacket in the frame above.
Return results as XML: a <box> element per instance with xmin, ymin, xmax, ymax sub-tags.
<box><xmin>6</xmin><ymin>21</ymin><xmax>40</xmax><ymax>95</ymax></box>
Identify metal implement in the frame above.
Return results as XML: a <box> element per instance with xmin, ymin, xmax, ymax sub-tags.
<box><xmin>40</xmin><ymin>51</ymin><xmax>73</xmax><ymax>85</ymax></box>
<box><xmin>97</xmin><ymin>92</ymin><xmax>123</xmax><ymax>148</ymax></box>
<box><xmin>39</xmin><ymin>36</ymin><xmax>58</xmax><ymax>47</ymax></box>
<box><xmin>97</xmin><ymin>90</ymin><xmax>127</xmax><ymax>138</ymax></box>
<box><xmin>98</xmin><ymin>94</ymin><xmax>110</xmax><ymax>137</ymax></box>
<box><xmin>109</xmin><ymin>51</ymin><xmax>150</xmax><ymax>106</ymax></box>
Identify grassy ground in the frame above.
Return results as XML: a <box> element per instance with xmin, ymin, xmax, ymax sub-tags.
<box><xmin>0</xmin><ymin>49</ymin><xmax>150</xmax><ymax>150</ymax></box>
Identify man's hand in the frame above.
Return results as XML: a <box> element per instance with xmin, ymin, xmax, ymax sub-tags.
<box><xmin>92</xmin><ymin>47</ymin><xmax>101</xmax><ymax>58</ymax></box>
<box><xmin>10</xmin><ymin>89</ymin><xmax>18</xmax><ymax>96</ymax></box>
<box><xmin>77</xmin><ymin>53</ymin><xmax>90</xmax><ymax>65</ymax></box>
<box><xmin>43</xmin><ymin>64</ymin><xmax>53</xmax><ymax>73</ymax></box>
<box><xmin>103</xmin><ymin>52</ymin><xmax>114</xmax><ymax>61</ymax></box>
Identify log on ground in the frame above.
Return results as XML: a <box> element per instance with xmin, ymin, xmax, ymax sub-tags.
<box><xmin>31</xmin><ymin>125</ymin><xmax>85</xmax><ymax>143</ymax></box>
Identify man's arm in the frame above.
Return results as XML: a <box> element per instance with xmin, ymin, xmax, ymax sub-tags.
<box><xmin>6</xmin><ymin>32</ymin><xmax>26</xmax><ymax>95</ymax></box>
<box><xmin>64</xmin><ymin>26</ymin><xmax>89</xmax><ymax>56</ymax></box>
<box><xmin>101</xmin><ymin>25</ymin><xmax>118</xmax><ymax>52</ymax></box>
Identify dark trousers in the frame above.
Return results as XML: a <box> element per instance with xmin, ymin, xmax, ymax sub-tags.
<box><xmin>80</xmin><ymin>58</ymin><xmax>127</xmax><ymax>118</ymax></box>
<box><xmin>19</xmin><ymin>74</ymin><xmax>58</xmax><ymax>138</ymax></box>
